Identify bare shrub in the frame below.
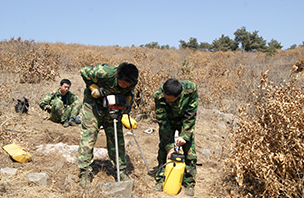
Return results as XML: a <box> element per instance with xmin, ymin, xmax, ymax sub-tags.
<box><xmin>225</xmin><ymin>71</ymin><xmax>304</xmax><ymax>197</ymax></box>
<box><xmin>0</xmin><ymin>38</ymin><xmax>60</xmax><ymax>83</ymax></box>
<box><xmin>134</xmin><ymin>68</ymin><xmax>170</xmax><ymax>115</ymax></box>
<box><xmin>0</xmin><ymin>82</ymin><xmax>11</xmax><ymax>100</ymax></box>
<box><xmin>1</xmin><ymin>37</ymin><xmax>304</xmax><ymax>115</ymax></box>
<box><xmin>0</xmin><ymin>37</ymin><xmax>35</xmax><ymax>72</ymax></box>
<box><xmin>18</xmin><ymin>43</ymin><xmax>60</xmax><ymax>83</ymax></box>
<box><xmin>293</xmin><ymin>55</ymin><xmax>304</xmax><ymax>72</ymax></box>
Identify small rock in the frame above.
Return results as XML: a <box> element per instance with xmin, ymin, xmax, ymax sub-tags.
<box><xmin>36</xmin><ymin>143</ymin><xmax>108</xmax><ymax>163</ymax></box>
<box><xmin>125</xmin><ymin>139</ymin><xmax>132</xmax><ymax>148</ymax></box>
<box><xmin>27</xmin><ymin>172</ymin><xmax>48</xmax><ymax>186</ymax></box>
<box><xmin>143</xmin><ymin>128</ymin><xmax>155</xmax><ymax>134</ymax></box>
<box><xmin>218</xmin><ymin>122</ymin><xmax>227</xmax><ymax>129</ymax></box>
<box><xmin>100</xmin><ymin>180</ymin><xmax>134</xmax><ymax>198</ymax></box>
<box><xmin>124</xmin><ymin>131</ymin><xmax>133</xmax><ymax>136</ymax></box>
<box><xmin>199</xmin><ymin>149</ymin><xmax>212</xmax><ymax>157</ymax></box>
<box><xmin>49</xmin><ymin>159</ymin><xmax>65</xmax><ymax>172</ymax></box>
<box><xmin>0</xmin><ymin>167</ymin><xmax>18</xmax><ymax>175</ymax></box>
<box><xmin>220</xmin><ymin>113</ymin><xmax>234</xmax><ymax>124</ymax></box>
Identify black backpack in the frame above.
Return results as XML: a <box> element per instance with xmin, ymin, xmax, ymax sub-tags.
<box><xmin>15</xmin><ymin>96</ymin><xmax>29</xmax><ymax>113</ymax></box>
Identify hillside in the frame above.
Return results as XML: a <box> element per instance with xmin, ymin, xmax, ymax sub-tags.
<box><xmin>1</xmin><ymin>39</ymin><xmax>304</xmax><ymax>197</ymax></box>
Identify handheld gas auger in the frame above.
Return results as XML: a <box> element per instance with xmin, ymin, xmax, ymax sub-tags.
<box><xmin>93</xmin><ymin>89</ymin><xmax>151</xmax><ymax>181</ymax></box>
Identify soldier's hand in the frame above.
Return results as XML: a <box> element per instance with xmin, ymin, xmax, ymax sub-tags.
<box><xmin>89</xmin><ymin>84</ymin><xmax>105</xmax><ymax>98</ymax></box>
<box><xmin>166</xmin><ymin>148</ymin><xmax>175</xmax><ymax>161</ymax></box>
<box><xmin>175</xmin><ymin>137</ymin><xmax>186</xmax><ymax>146</ymax></box>
<box><xmin>123</xmin><ymin>96</ymin><xmax>132</xmax><ymax>113</ymax></box>
<box><xmin>45</xmin><ymin>106</ymin><xmax>51</xmax><ymax>113</ymax></box>
<box><xmin>97</xmin><ymin>87</ymin><xmax>106</xmax><ymax>97</ymax></box>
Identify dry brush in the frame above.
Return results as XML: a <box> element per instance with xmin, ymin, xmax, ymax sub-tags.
<box><xmin>1</xmin><ymin>37</ymin><xmax>304</xmax><ymax>197</ymax></box>
<box><xmin>225</xmin><ymin>70</ymin><xmax>304</xmax><ymax>197</ymax></box>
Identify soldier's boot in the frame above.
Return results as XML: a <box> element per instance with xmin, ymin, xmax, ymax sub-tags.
<box><xmin>79</xmin><ymin>170</ymin><xmax>93</xmax><ymax>189</ymax></box>
<box><xmin>185</xmin><ymin>186</ymin><xmax>195</xmax><ymax>196</ymax></box>
<box><xmin>152</xmin><ymin>182</ymin><xmax>163</xmax><ymax>191</ymax></box>
<box><xmin>62</xmin><ymin>120</ymin><xmax>69</xmax><ymax>128</ymax></box>
<box><xmin>69</xmin><ymin>118</ymin><xmax>78</xmax><ymax>126</ymax></box>
<box><xmin>120</xmin><ymin>172</ymin><xmax>132</xmax><ymax>181</ymax></box>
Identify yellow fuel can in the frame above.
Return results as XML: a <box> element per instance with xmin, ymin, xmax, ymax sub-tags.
<box><xmin>121</xmin><ymin>114</ymin><xmax>137</xmax><ymax>129</ymax></box>
<box><xmin>163</xmin><ymin>153</ymin><xmax>185</xmax><ymax>195</ymax></box>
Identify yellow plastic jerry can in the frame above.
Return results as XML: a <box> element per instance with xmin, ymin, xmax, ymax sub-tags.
<box><xmin>163</xmin><ymin>153</ymin><xmax>185</xmax><ymax>195</ymax></box>
<box><xmin>121</xmin><ymin>114</ymin><xmax>137</xmax><ymax>129</ymax></box>
<box><xmin>3</xmin><ymin>140</ymin><xmax>32</xmax><ymax>163</ymax></box>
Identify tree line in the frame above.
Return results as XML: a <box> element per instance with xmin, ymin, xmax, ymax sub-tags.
<box><xmin>140</xmin><ymin>26</ymin><xmax>304</xmax><ymax>55</ymax></box>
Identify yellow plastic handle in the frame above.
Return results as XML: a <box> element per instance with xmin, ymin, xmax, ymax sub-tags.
<box><xmin>89</xmin><ymin>84</ymin><xmax>100</xmax><ymax>98</ymax></box>
<box><xmin>89</xmin><ymin>84</ymin><xmax>99</xmax><ymax>92</ymax></box>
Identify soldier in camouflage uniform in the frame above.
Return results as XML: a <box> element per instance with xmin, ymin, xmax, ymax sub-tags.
<box><xmin>153</xmin><ymin>78</ymin><xmax>198</xmax><ymax>196</ymax></box>
<box><xmin>76</xmin><ymin>63</ymin><xmax>138</xmax><ymax>188</ymax></box>
<box><xmin>39</xmin><ymin>79</ymin><xmax>81</xmax><ymax>127</ymax></box>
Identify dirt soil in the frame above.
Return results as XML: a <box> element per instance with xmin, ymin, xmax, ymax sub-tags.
<box><xmin>0</xmin><ymin>71</ymin><xmax>239</xmax><ymax>198</ymax></box>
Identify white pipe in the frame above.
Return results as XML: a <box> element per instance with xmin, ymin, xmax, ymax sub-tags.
<box><xmin>114</xmin><ymin>118</ymin><xmax>120</xmax><ymax>182</ymax></box>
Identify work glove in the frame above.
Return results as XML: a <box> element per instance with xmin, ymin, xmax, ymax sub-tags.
<box><xmin>89</xmin><ymin>84</ymin><xmax>105</xmax><ymax>98</ymax></box>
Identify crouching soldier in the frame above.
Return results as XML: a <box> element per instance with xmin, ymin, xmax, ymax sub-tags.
<box><xmin>39</xmin><ymin>79</ymin><xmax>82</xmax><ymax>127</ymax></box>
<box><xmin>153</xmin><ymin>78</ymin><xmax>198</xmax><ymax>196</ymax></box>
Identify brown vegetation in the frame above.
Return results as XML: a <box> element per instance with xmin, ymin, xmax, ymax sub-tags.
<box><xmin>294</xmin><ymin>55</ymin><xmax>304</xmax><ymax>72</ymax></box>
<box><xmin>0</xmin><ymin>37</ymin><xmax>304</xmax><ymax>197</ymax></box>
<box><xmin>225</xmin><ymin>71</ymin><xmax>304</xmax><ymax>197</ymax></box>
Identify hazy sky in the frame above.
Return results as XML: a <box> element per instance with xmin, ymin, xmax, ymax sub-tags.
<box><xmin>1</xmin><ymin>0</ymin><xmax>303</xmax><ymax>49</ymax></box>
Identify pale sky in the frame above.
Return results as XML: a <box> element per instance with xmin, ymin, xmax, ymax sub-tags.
<box><xmin>0</xmin><ymin>0</ymin><xmax>303</xmax><ymax>49</ymax></box>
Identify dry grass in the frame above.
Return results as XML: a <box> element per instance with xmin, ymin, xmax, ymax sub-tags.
<box><xmin>225</xmin><ymin>70</ymin><xmax>304</xmax><ymax>197</ymax></box>
<box><xmin>294</xmin><ymin>55</ymin><xmax>304</xmax><ymax>72</ymax></box>
<box><xmin>0</xmin><ymin>38</ymin><xmax>60</xmax><ymax>83</ymax></box>
<box><xmin>1</xmin><ymin>37</ymin><xmax>304</xmax><ymax>114</ymax></box>
<box><xmin>1</xmin><ymin>37</ymin><xmax>304</xmax><ymax>197</ymax></box>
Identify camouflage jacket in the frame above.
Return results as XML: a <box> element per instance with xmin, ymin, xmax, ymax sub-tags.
<box><xmin>39</xmin><ymin>88</ymin><xmax>80</xmax><ymax>111</ymax></box>
<box><xmin>80</xmin><ymin>64</ymin><xmax>136</xmax><ymax>106</ymax></box>
<box><xmin>154</xmin><ymin>80</ymin><xmax>198</xmax><ymax>151</ymax></box>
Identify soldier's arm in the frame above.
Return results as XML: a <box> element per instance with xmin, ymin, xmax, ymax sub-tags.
<box><xmin>39</xmin><ymin>91</ymin><xmax>55</xmax><ymax>111</ymax></box>
<box><xmin>80</xmin><ymin>65</ymin><xmax>101</xmax><ymax>87</ymax></box>
<box><xmin>154</xmin><ymin>95</ymin><xmax>174</xmax><ymax>151</ymax></box>
<box><xmin>69</xmin><ymin>92</ymin><xmax>81</xmax><ymax>107</ymax></box>
<box><xmin>179</xmin><ymin>85</ymin><xmax>198</xmax><ymax>142</ymax></box>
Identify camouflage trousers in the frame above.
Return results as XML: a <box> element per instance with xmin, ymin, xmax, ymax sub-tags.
<box><xmin>155</xmin><ymin>125</ymin><xmax>197</xmax><ymax>187</ymax></box>
<box><xmin>49</xmin><ymin>98</ymin><xmax>81</xmax><ymax>123</ymax></box>
<box><xmin>76</xmin><ymin>101</ymin><xmax>127</xmax><ymax>173</ymax></box>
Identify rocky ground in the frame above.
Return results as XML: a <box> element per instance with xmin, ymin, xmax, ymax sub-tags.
<box><xmin>0</xmin><ymin>71</ymin><xmax>239</xmax><ymax>198</ymax></box>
